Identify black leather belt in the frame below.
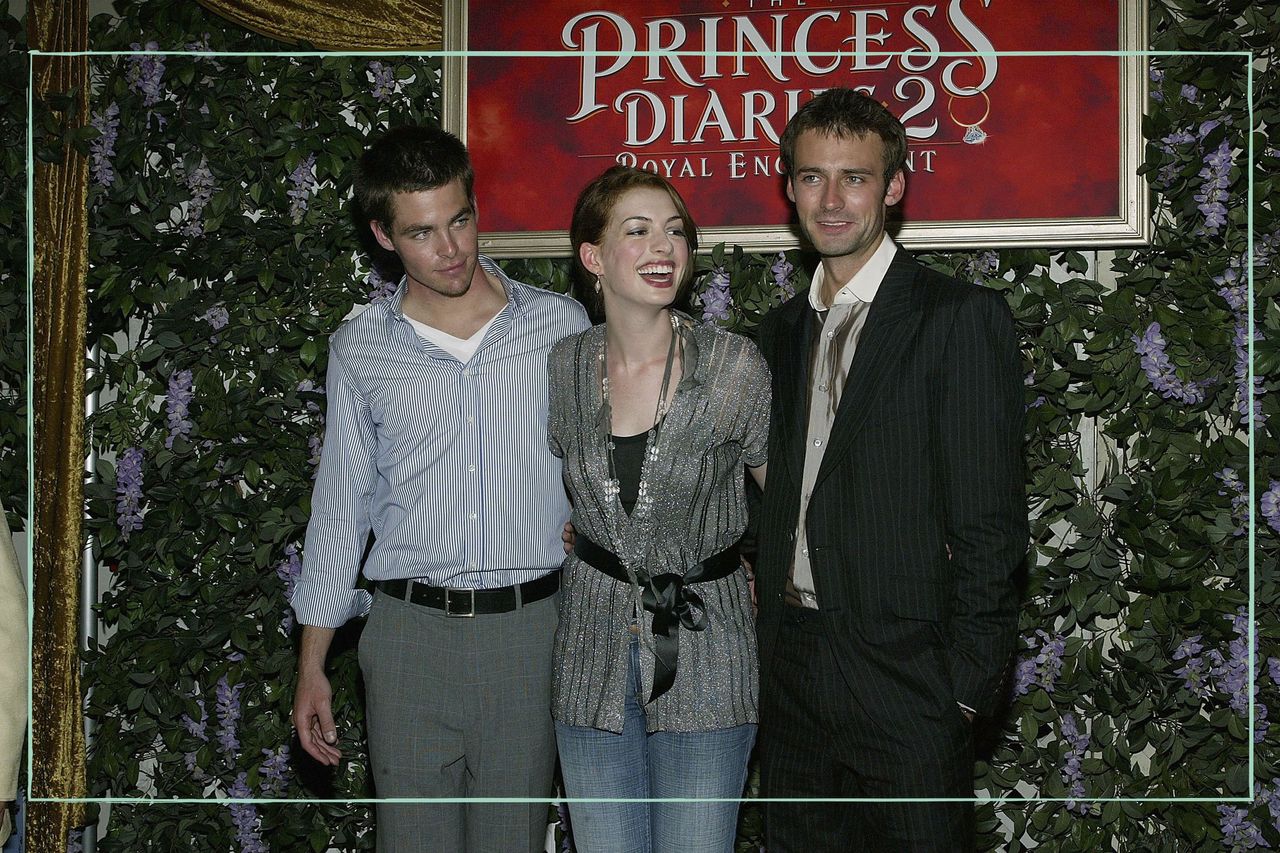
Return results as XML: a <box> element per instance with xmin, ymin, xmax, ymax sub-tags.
<box><xmin>379</xmin><ymin>572</ymin><xmax>559</xmax><ymax>617</ymax></box>
<box><xmin>574</xmin><ymin>534</ymin><xmax>740</xmax><ymax>703</ymax></box>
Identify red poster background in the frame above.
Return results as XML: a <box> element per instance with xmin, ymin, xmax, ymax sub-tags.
<box><xmin>460</xmin><ymin>0</ymin><xmax>1123</xmax><ymax>239</ymax></box>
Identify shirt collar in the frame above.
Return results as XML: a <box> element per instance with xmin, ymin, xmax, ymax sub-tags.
<box><xmin>808</xmin><ymin>234</ymin><xmax>897</xmax><ymax>311</ymax></box>
<box><xmin>387</xmin><ymin>253</ymin><xmax>524</xmax><ymax>321</ymax></box>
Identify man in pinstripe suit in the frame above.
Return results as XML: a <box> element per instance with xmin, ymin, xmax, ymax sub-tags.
<box><xmin>290</xmin><ymin>126</ymin><xmax>589</xmax><ymax>852</ymax></box>
<box><xmin>754</xmin><ymin>89</ymin><xmax>1028</xmax><ymax>851</ymax></box>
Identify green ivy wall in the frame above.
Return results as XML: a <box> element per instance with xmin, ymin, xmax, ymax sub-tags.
<box><xmin>3</xmin><ymin>0</ymin><xmax>1277</xmax><ymax>850</ymax></box>
<box><xmin>1</xmin><ymin>4</ymin><xmax>26</xmax><ymax>535</ymax></box>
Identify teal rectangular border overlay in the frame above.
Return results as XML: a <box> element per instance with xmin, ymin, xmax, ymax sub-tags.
<box><xmin>24</xmin><ymin>46</ymin><xmax>1257</xmax><ymax>808</ymax></box>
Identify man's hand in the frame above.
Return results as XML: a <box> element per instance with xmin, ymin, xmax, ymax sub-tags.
<box><xmin>294</xmin><ymin>625</ymin><xmax>340</xmax><ymax>765</ymax></box>
<box><xmin>562</xmin><ymin>520</ymin><xmax>577</xmax><ymax>555</ymax></box>
<box><xmin>294</xmin><ymin>668</ymin><xmax>341</xmax><ymax>765</ymax></box>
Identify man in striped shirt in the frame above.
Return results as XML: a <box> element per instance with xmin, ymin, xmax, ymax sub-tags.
<box><xmin>289</xmin><ymin>126</ymin><xmax>589</xmax><ymax>853</ymax></box>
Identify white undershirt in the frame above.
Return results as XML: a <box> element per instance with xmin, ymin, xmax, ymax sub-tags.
<box><xmin>405</xmin><ymin>313</ymin><xmax>499</xmax><ymax>363</ymax></box>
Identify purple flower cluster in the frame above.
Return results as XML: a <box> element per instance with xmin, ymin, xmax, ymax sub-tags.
<box><xmin>181</xmin><ymin>695</ymin><xmax>209</xmax><ymax>777</ymax></box>
<box><xmin>180</xmin><ymin>696</ymin><xmax>209</xmax><ymax>741</ymax></box>
<box><xmin>369</xmin><ymin>61</ymin><xmax>396</xmax><ymax>102</ymax></box>
<box><xmin>1218</xmin><ymin>804</ymin><xmax>1269</xmax><ymax>851</ymax></box>
<box><xmin>966</xmin><ymin>250</ymin><xmax>1000</xmax><ymax>284</ymax></box>
<box><xmin>1256</xmin><ymin>229</ymin><xmax>1280</xmax><ymax>270</ymax></box>
<box><xmin>1148</xmin><ymin>66</ymin><xmax>1164</xmax><ymax>101</ymax></box>
<box><xmin>297</xmin><ymin>379</ymin><xmax>324</xmax><ymax>414</ymax></box>
<box><xmin>1181</xmin><ymin>83</ymin><xmax>1200</xmax><ymax>103</ymax></box>
<box><xmin>89</xmin><ymin>102</ymin><xmax>120</xmax><ymax>188</ymax></box>
<box><xmin>700</xmin><ymin>266</ymin><xmax>732</xmax><ymax>323</ymax></box>
<box><xmin>288</xmin><ymin>153</ymin><xmax>317</xmax><ymax>223</ymax></box>
<box><xmin>1215</xmin><ymin>467</ymin><xmax>1249</xmax><ymax>537</ymax></box>
<box><xmin>1205</xmin><ymin>610</ymin><xmax>1252</xmax><ymax>717</ymax></box>
<box><xmin>200</xmin><ymin>304</ymin><xmax>229</xmax><ymax>331</ymax></box>
<box><xmin>1172</xmin><ymin>634</ymin><xmax>1212</xmax><ymax>698</ymax></box>
<box><xmin>276</xmin><ymin>544</ymin><xmax>302</xmax><ymax>633</ymax></box>
<box><xmin>126</xmin><ymin>42</ymin><xmax>165</xmax><ymax>106</ymax></box>
<box><xmin>1194</xmin><ymin>139</ymin><xmax>1232</xmax><ymax>236</ymax></box>
<box><xmin>1013</xmin><ymin>630</ymin><xmax>1066</xmax><ymax>696</ymax></box>
<box><xmin>1216</xmin><ymin>263</ymin><xmax>1267</xmax><ymax>426</ymax></box>
<box><xmin>1259</xmin><ymin>780</ymin><xmax>1280</xmax><ymax>834</ymax></box>
<box><xmin>228</xmin><ymin>772</ymin><xmax>268</xmax><ymax>853</ymax></box>
<box><xmin>1024</xmin><ymin>370</ymin><xmax>1046</xmax><ymax>410</ymax></box>
<box><xmin>1158</xmin><ymin>129</ymin><xmax>1196</xmax><ymax>154</ymax></box>
<box><xmin>215</xmin><ymin>675</ymin><xmax>243</xmax><ymax>757</ymax></box>
<box><xmin>1180</xmin><ymin>611</ymin><xmax>1272</xmax><ymax>743</ymax></box>
<box><xmin>1261</xmin><ymin>481</ymin><xmax>1280</xmax><ymax>535</ymax></box>
<box><xmin>1219</xmin><ymin>266</ymin><xmax>1247</xmax><ymax>314</ymax></box>
<box><xmin>1132</xmin><ymin>322</ymin><xmax>1215</xmax><ymax>405</ymax></box>
<box><xmin>1012</xmin><ymin>656</ymin><xmax>1036</xmax><ymax>696</ymax></box>
<box><xmin>308</xmin><ymin>435</ymin><xmax>323</xmax><ymax>475</ymax></box>
<box><xmin>165</xmin><ymin>369</ymin><xmax>195</xmax><ymax>448</ymax></box>
<box><xmin>771</xmin><ymin>252</ymin><xmax>795</xmax><ymax>299</ymax></box>
<box><xmin>115</xmin><ymin>446</ymin><xmax>145</xmax><ymax>540</ymax></box>
<box><xmin>185</xmin><ymin>33</ymin><xmax>214</xmax><ymax>55</ymax></box>
<box><xmin>181</xmin><ymin>158</ymin><xmax>216</xmax><ymax>237</ymax></box>
<box><xmin>1059</xmin><ymin>713</ymin><xmax>1090</xmax><ymax>813</ymax></box>
<box><xmin>1231</xmin><ymin>320</ymin><xmax>1264</xmax><ymax>423</ymax></box>
<box><xmin>1154</xmin><ymin>117</ymin><xmax>1227</xmax><ymax>189</ymax></box>
<box><xmin>259</xmin><ymin>744</ymin><xmax>291</xmax><ymax>795</ymax></box>
<box><xmin>367</xmin><ymin>266</ymin><xmax>398</xmax><ymax>302</ymax></box>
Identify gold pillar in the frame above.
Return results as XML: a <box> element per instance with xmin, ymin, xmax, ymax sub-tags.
<box><xmin>195</xmin><ymin>0</ymin><xmax>442</xmax><ymax>50</ymax></box>
<box><xmin>29</xmin><ymin>0</ymin><xmax>89</xmax><ymax>850</ymax></box>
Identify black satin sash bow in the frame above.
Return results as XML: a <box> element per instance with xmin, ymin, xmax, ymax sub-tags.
<box><xmin>574</xmin><ymin>534</ymin><xmax>740</xmax><ymax>702</ymax></box>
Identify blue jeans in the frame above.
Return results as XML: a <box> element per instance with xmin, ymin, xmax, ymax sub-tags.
<box><xmin>555</xmin><ymin>636</ymin><xmax>757</xmax><ymax>853</ymax></box>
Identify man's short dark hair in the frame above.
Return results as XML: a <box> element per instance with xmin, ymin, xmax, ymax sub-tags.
<box><xmin>779</xmin><ymin>88</ymin><xmax>908</xmax><ymax>185</ymax></box>
<box><xmin>354</xmin><ymin>126</ymin><xmax>475</xmax><ymax>228</ymax></box>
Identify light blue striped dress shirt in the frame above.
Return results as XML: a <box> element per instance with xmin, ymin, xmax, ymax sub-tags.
<box><xmin>291</xmin><ymin>258</ymin><xmax>591</xmax><ymax>628</ymax></box>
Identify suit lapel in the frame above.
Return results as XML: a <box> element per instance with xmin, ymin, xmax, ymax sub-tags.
<box><xmin>814</xmin><ymin>253</ymin><xmax>923</xmax><ymax>490</ymax></box>
<box><xmin>773</xmin><ymin>295</ymin><xmax>813</xmax><ymax>486</ymax></box>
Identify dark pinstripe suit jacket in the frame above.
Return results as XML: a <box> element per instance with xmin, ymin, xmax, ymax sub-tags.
<box><xmin>755</xmin><ymin>251</ymin><xmax>1028</xmax><ymax>729</ymax></box>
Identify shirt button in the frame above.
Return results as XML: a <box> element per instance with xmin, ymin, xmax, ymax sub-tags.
<box><xmin>819</xmin><ymin>383</ymin><xmax>828</xmax><ymax>392</ymax></box>
<box><xmin>470</xmin><ymin>513</ymin><xmax>478</xmax><ymax>520</ymax></box>
<box><xmin>802</xmin><ymin>547</ymin><xmax>809</xmax><ymax>556</ymax></box>
<box><xmin>467</xmin><ymin>415</ymin><xmax>475</xmax><ymax>423</ymax></box>
<box><xmin>813</xmin><ymin>438</ymin><xmax>822</xmax><ymax>447</ymax></box>
<box><xmin>468</xmin><ymin>464</ymin><xmax>476</xmax><ymax>472</ymax></box>
<box><xmin>827</xmin><ymin>330</ymin><xmax>835</xmax><ymax>339</ymax></box>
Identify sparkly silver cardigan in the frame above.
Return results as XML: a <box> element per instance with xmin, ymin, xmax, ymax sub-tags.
<box><xmin>548</xmin><ymin>316</ymin><xmax>771</xmax><ymax>733</ymax></box>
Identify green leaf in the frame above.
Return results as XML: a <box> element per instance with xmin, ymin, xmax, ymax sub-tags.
<box><xmin>300</xmin><ymin>337</ymin><xmax>318</xmax><ymax>367</ymax></box>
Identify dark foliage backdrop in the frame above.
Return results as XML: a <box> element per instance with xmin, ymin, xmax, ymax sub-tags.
<box><xmin>1</xmin><ymin>2</ymin><xmax>26</xmax><ymax>534</ymax></box>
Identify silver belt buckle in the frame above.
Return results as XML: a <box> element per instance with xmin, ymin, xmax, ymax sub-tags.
<box><xmin>445</xmin><ymin>588</ymin><xmax>476</xmax><ymax>617</ymax></box>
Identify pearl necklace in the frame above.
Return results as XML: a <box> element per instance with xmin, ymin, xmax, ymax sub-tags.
<box><xmin>600</xmin><ymin>312</ymin><xmax>680</xmax><ymax>511</ymax></box>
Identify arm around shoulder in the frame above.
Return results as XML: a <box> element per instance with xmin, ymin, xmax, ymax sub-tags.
<box><xmin>729</xmin><ymin>333</ymin><xmax>772</xmax><ymax>472</ymax></box>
